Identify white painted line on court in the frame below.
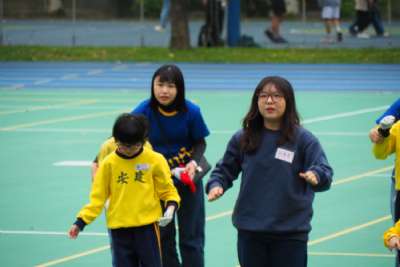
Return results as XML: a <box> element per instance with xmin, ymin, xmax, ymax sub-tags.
<box><xmin>61</xmin><ymin>74</ymin><xmax>79</xmax><ymax>80</ymax></box>
<box><xmin>53</xmin><ymin>161</ymin><xmax>92</xmax><ymax>167</ymax></box>
<box><xmin>112</xmin><ymin>64</ymin><xmax>129</xmax><ymax>71</ymax></box>
<box><xmin>0</xmin><ymin>109</ymin><xmax>127</xmax><ymax>131</ymax></box>
<box><xmin>308</xmin><ymin>251</ymin><xmax>394</xmax><ymax>258</ymax></box>
<box><xmin>332</xmin><ymin>165</ymin><xmax>393</xmax><ymax>186</ymax></box>
<box><xmin>35</xmin><ymin>245</ymin><xmax>110</xmax><ymax>267</ymax></box>
<box><xmin>0</xmin><ymin>230</ymin><xmax>107</xmax><ymax>236</ymax></box>
<box><xmin>206</xmin><ymin>210</ymin><xmax>233</xmax><ymax>221</ymax></box>
<box><xmin>0</xmin><ymin>100</ymin><xmax>98</xmax><ymax>116</ymax></box>
<box><xmin>308</xmin><ymin>215</ymin><xmax>391</xmax><ymax>246</ymax></box>
<box><xmin>211</xmin><ymin>131</ymin><xmax>370</xmax><ymax>136</ymax></box>
<box><xmin>87</xmin><ymin>69</ymin><xmax>104</xmax><ymax>76</ymax></box>
<box><xmin>9</xmin><ymin>128</ymin><xmax>109</xmax><ymax>133</ymax></box>
<box><xmin>33</xmin><ymin>79</ymin><xmax>53</xmax><ymax>85</ymax></box>
<box><xmin>302</xmin><ymin>105</ymin><xmax>389</xmax><ymax>124</ymax></box>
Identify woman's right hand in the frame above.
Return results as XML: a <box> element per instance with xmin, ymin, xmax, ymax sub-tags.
<box><xmin>208</xmin><ymin>186</ymin><xmax>224</xmax><ymax>202</ymax></box>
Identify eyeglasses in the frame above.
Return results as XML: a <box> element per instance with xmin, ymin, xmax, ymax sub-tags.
<box><xmin>258</xmin><ymin>92</ymin><xmax>284</xmax><ymax>102</ymax></box>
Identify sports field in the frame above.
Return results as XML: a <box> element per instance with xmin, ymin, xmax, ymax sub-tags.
<box><xmin>0</xmin><ymin>62</ymin><xmax>399</xmax><ymax>267</ymax></box>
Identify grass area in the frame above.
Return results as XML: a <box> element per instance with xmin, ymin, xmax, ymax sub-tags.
<box><xmin>0</xmin><ymin>46</ymin><xmax>399</xmax><ymax>63</ymax></box>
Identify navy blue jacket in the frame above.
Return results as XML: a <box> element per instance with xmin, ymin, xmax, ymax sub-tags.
<box><xmin>206</xmin><ymin>127</ymin><xmax>333</xmax><ymax>241</ymax></box>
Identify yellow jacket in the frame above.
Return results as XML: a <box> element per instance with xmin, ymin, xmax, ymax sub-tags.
<box><xmin>383</xmin><ymin>220</ymin><xmax>400</xmax><ymax>247</ymax></box>
<box><xmin>78</xmin><ymin>146</ymin><xmax>180</xmax><ymax>229</ymax></box>
<box><xmin>373</xmin><ymin>121</ymin><xmax>400</xmax><ymax>190</ymax></box>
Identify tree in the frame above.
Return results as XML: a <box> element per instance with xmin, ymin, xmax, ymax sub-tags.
<box><xmin>170</xmin><ymin>0</ymin><xmax>191</xmax><ymax>49</ymax></box>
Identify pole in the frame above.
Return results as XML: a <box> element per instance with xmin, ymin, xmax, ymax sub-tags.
<box><xmin>140</xmin><ymin>0</ymin><xmax>144</xmax><ymax>47</ymax></box>
<box><xmin>72</xmin><ymin>0</ymin><xmax>76</xmax><ymax>46</ymax></box>
<box><xmin>302</xmin><ymin>0</ymin><xmax>306</xmax><ymax>23</ymax></box>
<box><xmin>0</xmin><ymin>0</ymin><xmax>3</xmax><ymax>45</ymax></box>
<box><xmin>387</xmin><ymin>0</ymin><xmax>392</xmax><ymax>26</ymax></box>
<box><xmin>227</xmin><ymin>0</ymin><xmax>240</xmax><ymax>47</ymax></box>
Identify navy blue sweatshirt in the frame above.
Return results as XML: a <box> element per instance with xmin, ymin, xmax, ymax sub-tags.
<box><xmin>206</xmin><ymin>127</ymin><xmax>333</xmax><ymax>241</ymax></box>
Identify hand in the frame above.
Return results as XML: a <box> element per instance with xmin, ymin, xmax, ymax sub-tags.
<box><xmin>208</xmin><ymin>186</ymin><xmax>224</xmax><ymax>201</ymax></box>
<box><xmin>388</xmin><ymin>236</ymin><xmax>400</xmax><ymax>250</ymax></box>
<box><xmin>299</xmin><ymin>171</ymin><xmax>318</xmax><ymax>186</ymax></box>
<box><xmin>185</xmin><ymin>160</ymin><xmax>197</xmax><ymax>180</ymax></box>
<box><xmin>159</xmin><ymin>205</ymin><xmax>175</xmax><ymax>227</ymax></box>
<box><xmin>171</xmin><ymin>167</ymin><xmax>196</xmax><ymax>192</ymax></box>
<box><xmin>369</xmin><ymin>128</ymin><xmax>384</xmax><ymax>144</ymax></box>
<box><xmin>68</xmin><ymin>224</ymin><xmax>80</xmax><ymax>239</ymax></box>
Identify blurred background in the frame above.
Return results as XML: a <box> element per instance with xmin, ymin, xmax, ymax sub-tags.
<box><xmin>1</xmin><ymin>0</ymin><xmax>399</xmax><ymax>47</ymax></box>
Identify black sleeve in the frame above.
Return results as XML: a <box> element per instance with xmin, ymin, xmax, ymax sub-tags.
<box><xmin>191</xmin><ymin>138</ymin><xmax>206</xmax><ymax>163</ymax></box>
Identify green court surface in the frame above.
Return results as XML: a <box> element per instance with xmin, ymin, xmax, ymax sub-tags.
<box><xmin>0</xmin><ymin>89</ymin><xmax>398</xmax><ymax>267</ymax></box>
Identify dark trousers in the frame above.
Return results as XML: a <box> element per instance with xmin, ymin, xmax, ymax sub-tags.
<box><xmin>160</xmin><ymin>180</ymin><xmax>205</xmax><ymax>267</ymax></box>
<box><xmin>349</xmin><ymin>9</ymin><xmax>384</xmax><ymax>36</ymax></box>
<box><xmin>237</xmin><ymin>230</ymin><xmax>307</xmax><ymax>267</ymax></box>
<box><xmin>110</xmin><ymin>224</ymin><xmax>162</xmax><ymax>267</ymax></box>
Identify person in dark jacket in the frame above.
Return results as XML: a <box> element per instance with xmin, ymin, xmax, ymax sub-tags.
<box><xmin>206</xmin><ymin>76</ymin><xmax>333</xmax><ymax>267</ymax></box>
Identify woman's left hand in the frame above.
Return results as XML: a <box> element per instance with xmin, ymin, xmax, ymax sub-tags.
<box><xmin>299</xmin><ymin>171</ymin><xmax>319</xmax><ymax>186</ymax></box>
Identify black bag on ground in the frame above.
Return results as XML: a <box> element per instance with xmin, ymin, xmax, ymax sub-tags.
<box><xmin>198</xmin><ymin>0</ymin><xmax>225</xmax><ymax>47</ymax></box>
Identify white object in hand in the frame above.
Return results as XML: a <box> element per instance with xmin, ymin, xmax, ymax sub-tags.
<box><xmin>158</xmin><ymin>206</ymin><xmax>175</xmax><ymax>227</ymax></box>
<box><xmin>171</xmin><ymin>167</ymin><xmax>185</xmax><ymax>180</ymax></box>
<box><xmin>380</xmin><ymin>115</ymin><xmax>396</xmax><ymax>130</ymax></box>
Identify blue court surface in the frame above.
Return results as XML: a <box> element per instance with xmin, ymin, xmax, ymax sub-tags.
<box><xmin>0</xmin><ymin>62</ymin><xmax>399</xmax><ymax>267</ymax></box>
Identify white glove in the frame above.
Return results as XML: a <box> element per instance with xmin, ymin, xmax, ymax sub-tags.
<box><xmin>380</xmin><ymin>115</ymin><xmax>396</xmax><ymax>130</ymax></box>
<box><xmin>158</xmin><ymin>205</ymin><xmax>175</xmax><ymax>227</ymax></box>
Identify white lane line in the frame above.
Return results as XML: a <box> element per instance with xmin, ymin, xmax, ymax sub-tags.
<box><xmin>333</xmin><ymin>166</ymin><xmax>393</xmax><ymax>186</ymax></box>
<box><xmin>87</xmin><ymin>69</ymin><xmax>104</xmax><ymax>76</ymax></box>
<box><xmin>0</xmin><ymin>100</ymin><xmax>98</xmax><ymax>116</ymax></box>
<box><xmin>302</xmin><ymin>106</ymin><xmax>389</xmax><ymax>124</ymax></box>
<box><xmin>35</xmin><ymin>245</ymin><xmax>110</xmax><ymax>267</ymax></box>
<box><xmin>5</xmin><ymin>128</ymin><xmax>109</xmax><ymax>133</ymax></box>
<box><xmin>0</xmin><ymin>109</ymin><xmax>127</xmax><ymax>131</ymax></box>
<box><xmin>61</xmin><ymin>74</ymin><xmax>79</xmax><ymax>80</ymax></box>
<box><xmin>0</xmin><ymin>230</ymin><xmax>107</xmax><ymax>236</ymax></box>
<box><xmin>308</xmin><ymin>251</ymin><xmax>394</xmax><ymax>258</ymax></box>
<box><xmin>53</xmin><ymin>161</ymin><xmax>93</xmax><ymax>167</ymax></box>
<box><xmin>112</xmin><ymin>64</ymin><xmax>129</xmax><ymax>71</ymax></box>
<box><xmin>308</xmin><ymin>215</ymin><xmax>391</xmax><ymax>246</ymax></box>
<box><xmin>33</xmin><ymin>79</ymin><xmax>53</xmax><ymax>85</ymax></box>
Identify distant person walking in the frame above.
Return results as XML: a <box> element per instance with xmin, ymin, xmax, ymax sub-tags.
<box><xmin>155</xmin><ymin>0</ymin><xmax>170</xmax><ymax>32</ymax></box>
<box><xmin>264</xmin><ymin>0</ymin><xmax>288</xmax><ymax>43</ymax></box>
<box><xmin>349</xmin><ymin>0</ymin><xmax>387</xmax><ymax>38</ymax></box>
<box><xmin>319</xmin><ymin>0</ymin><xmax>343</xmax><ymax>43</ymax></box>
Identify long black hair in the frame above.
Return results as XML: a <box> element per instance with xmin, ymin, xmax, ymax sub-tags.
<box><xmin>240</xmin><ymin>76</ymin><xmax>300</xmax><ymax>153</ymax></box>
<box><xmin>150</xmin><ymin>64</ymin><xmax>187</xmax><ymax>112</ymax></box>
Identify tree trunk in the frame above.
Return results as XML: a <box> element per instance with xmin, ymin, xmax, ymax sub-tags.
<box><xmin>170</xmin><ymin>0</ymin><xmax>191</xmax><ymax>49</ymax></box>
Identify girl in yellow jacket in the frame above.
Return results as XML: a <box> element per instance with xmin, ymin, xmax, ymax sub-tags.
<box><xmin>68</xmin><ymin>113</ymin><xmax>180</xmax><ymax>267</ymax></box>
<box><xmin>373</xmin><ymin>117</ymin><xmax>400</xmax><ymax>257</ymax></box>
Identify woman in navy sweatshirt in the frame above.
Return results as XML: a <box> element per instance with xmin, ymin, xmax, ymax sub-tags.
<box><xmin>206</xmin><ymin>76</ymin><xmax>333</xmax><ymax>267</ymax></box>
